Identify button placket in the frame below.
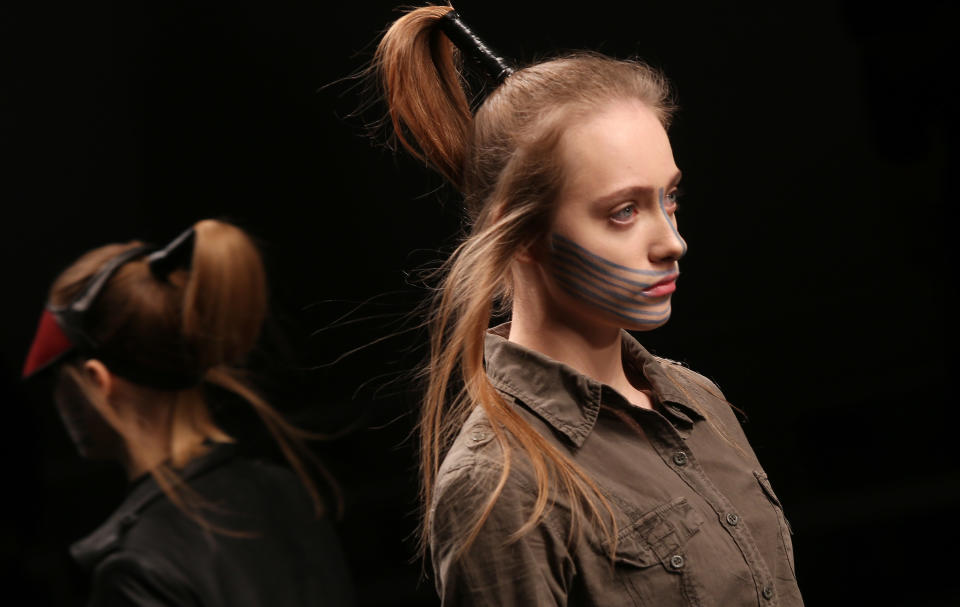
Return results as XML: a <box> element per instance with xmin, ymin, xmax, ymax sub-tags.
<box><xmin>631</xmin><ymin>384</ymin><xmax>788</xmax><ymax>604</ymax></box>
<box><xmin>655</xmin><ymin>431</ymin><xmax>780</xmax><ymax>605</ymax></box>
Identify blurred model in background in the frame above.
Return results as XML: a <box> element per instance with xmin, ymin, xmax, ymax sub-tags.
<box><xmin>23</xmin><ymin>219</ymin><xmax>354</xmax><ymax>606</ymax></box>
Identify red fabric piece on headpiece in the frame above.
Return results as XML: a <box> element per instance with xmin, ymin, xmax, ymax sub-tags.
<box><xmin>22</xmin><ymin>309</ymin><xmax>75</xmax><ymax>378</ymax></box>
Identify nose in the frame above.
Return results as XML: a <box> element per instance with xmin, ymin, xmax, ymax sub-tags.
<box><xmin>649</xmin><ymin>190</ymin><xmax>687</xmax><ymax>264</ymax></box>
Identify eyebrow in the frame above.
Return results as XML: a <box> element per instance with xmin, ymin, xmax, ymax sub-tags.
<box><xmin>589</xmin><ymin>171</ymin><xmax>683</xmax><ymax>207</ymax></box>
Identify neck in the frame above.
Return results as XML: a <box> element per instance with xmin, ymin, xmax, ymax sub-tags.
<box><xmin>113</xmin><ymin>390</ymin><xmax>178</xmax><ymax>481</ymax></box>
<box><xmin>509</xmin><ymin>268</ymin><xmax>635</xmax><ymax>393</ymax></box>
<box><xmin>507</xmin><ymin>263</ymin><xmax>654</xmax><ymax>408</ymax></box>
<box><xmin>511</xmin><ymin>314</ymin><xmax>626</xmax><ymax>384</ymax></box>
<box><xmin>120</xmin><ymin>429</ymin><xmax>171</xmax><ymax>481</ymax></box>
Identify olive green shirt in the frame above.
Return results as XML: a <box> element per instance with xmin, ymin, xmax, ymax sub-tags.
<box><xmin>430</xmin><ymin>325</ymin><xmax>803</xmax><ymax>606</ymax></box>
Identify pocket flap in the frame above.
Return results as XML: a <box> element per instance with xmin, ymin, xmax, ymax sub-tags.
<box><xmin>614</xmin><ymin>497</ymin><xmax>705</xmax><ymax>568</ymax></box>
<box><xmin>753</xmin><ymin>470</ymin><xmax>782</xmax><ymax>507</ymax></box>
<box><xmin>754</xmin><ymin>469</ymin><xmax>793</xmax><ymax>534</ymax></box>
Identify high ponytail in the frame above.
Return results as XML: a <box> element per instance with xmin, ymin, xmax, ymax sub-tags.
<box><xmin>373</xmin><ymin>4</ymin><xmax>472</xmax><ymax>187</ymax></box>
<box><xmin>182</xmin><ymin>219</ymin><xmax>268</xmax><ymax>370</ymax></box>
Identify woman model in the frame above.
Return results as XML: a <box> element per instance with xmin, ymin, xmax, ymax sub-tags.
<box><xmin>23</xmin><ymin>220</ymin><xmax>354</xmax><ymax>606</ymax></box>
<box><xmin>373</xmin><ymin>6</ymin><xmax>802</xmax><ymax>606</ymax></box>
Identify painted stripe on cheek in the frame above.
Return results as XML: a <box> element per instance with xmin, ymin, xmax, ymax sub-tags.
<box><xmin>552</xmin><ymin>264</ymin><xmax>665</xmax><ymax>305</ymax></box>
<box><xmin>554</xmin><ymin>275</ymin><xmax>672</xmax><ymax>324</ymax></box>
<box><xmin>551</xmin><ymin>247</ymin><xmax>658</xmax><ymax>291</ymax></box>
<box><xmin>549</xmin><ymin>234</ymin><xmax>674</xmax><ymax>324</ymax></box>
<box><xmin>553</xmin><ymin>233</ymin><xmax>677</xmax><ymax>276</ymax></box>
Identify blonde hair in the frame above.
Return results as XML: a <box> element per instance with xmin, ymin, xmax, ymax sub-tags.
<box><xmin>374</xmin><ymin>5</ymin><xmax>678</xmax><ymax>559</ymax></box>
<box><xmin>50</xmin><ymin>219</ymin><xmax>330</xmax><ymax>524</ymax></box>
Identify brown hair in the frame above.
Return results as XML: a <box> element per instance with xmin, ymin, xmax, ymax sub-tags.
<box><xmin>374</xmin><ymin>5</ymin><xmax>680</xmax><ymax>559</ymax></box>
<box><xmin>51</xmin><ymin>219</ymin><xmax>330</xmax><ymax>523</ymax></box>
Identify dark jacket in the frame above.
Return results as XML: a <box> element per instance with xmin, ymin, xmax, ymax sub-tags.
<box><xmin>72</xmin><ymin>443</ymin><xmax>354</xmax><ymax>607</ymax></box>
<box><xmin>430</xmin><ymin>325</ymin><xmax>803</xmax><ymax>606</ymax></box>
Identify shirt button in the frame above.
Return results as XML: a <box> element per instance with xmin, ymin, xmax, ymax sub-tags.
<box><xmin>470</xmin><ymin>430</ymin><xmax>488</xmax><ymax>442</ymax></box>
<box><xmin>726</xmin><ymin>512</ymin><xmax>740</xmax><ymax>526</ymax></box>
<box><xmin>762</xmin><ymin>585</ymin><xmax>774</xmax><ymax>600</ymax></box>
<box><xmin>672</xmin><ymin>451</ymin><xmax>688</xmax><ymax>466</ymax></box>
<box><xmin>669</xmin><ymin>554</ymin><xmax>685</xmax><ymax>570</ymax></box>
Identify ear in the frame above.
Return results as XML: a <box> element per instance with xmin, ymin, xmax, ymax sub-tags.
<box><xmin>515</xmin><ymin>246</ymin><xmax>536</xmax><ymax>264</ymax></box>
<box><xmin>83</xmin><ymin>358</ymin><xmax>139</xmax><ymax>436</ymax></box>
<box><xmin>83</xmin><ymin>359</ymin><xmax>113</xmax><ymax>397</ymax></box>
<box><xmin>515</xmin><ymin>236</ymin><xmax>549</xmax><ymax>264</ymax></box>
<box><xmin>80</xmin><ymin>359</ymin><xmax>126</xmax><ymax>429</ymax></box>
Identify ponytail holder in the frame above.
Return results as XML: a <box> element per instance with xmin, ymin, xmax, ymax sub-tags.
<box><xmin>439</xmin><ymin>10</ymin><xmax>514</xmax><ymax>85</ymax></box>
<box><xmin>23</xmin><ymin>225</ymin><xmax>204</xmax><ymax>389</ymax></box>
<box><xmin>148</xmin><ymin>227</ymin><xmax>196</xmax><ymax>281</ymax></box>
<box><xmin>22</xmin><ymin>244</ymin><xmax>152</xmax><ymax>378</ymax></box>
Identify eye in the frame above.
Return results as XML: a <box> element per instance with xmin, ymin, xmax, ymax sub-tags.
<box><xmin>663</xmin><ymin>188</ymin><xmax>683</xmax><ymax>212</ymax></box>
<box><xmin>610</xmin><ymin>204</ymin><xmax>637</xmax><ymax>223</ymax></box>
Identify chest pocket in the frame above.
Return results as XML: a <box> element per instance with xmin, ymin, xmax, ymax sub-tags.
<box><xmin>754</xmin><ymin>470</ymin><xmax>796</xmax><ymax>577</ymax></box>
<box><xmin>612</xmin><ymin>497</ymin><xmax>707</xmax><ymax>607</ymax></box>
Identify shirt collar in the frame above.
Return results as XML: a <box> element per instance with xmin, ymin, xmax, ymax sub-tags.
<box><xmin>70</xmin><ymin>442</ymin><xmax>236</xmax><ymax>571</ymax></box>
<box><xmin>484</xmin><ymin>324</ymin><xmax>705</xmax><ymax>447</ymax></box>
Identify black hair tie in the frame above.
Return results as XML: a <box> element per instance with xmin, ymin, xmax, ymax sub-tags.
<box><xmin>148</xmin><ymin>227</ymin><xmax>196</xmax><ymax>281</ymax></box>
<box><xmin>439</xmin><ymin>10</ymin><xmax>514</xmax><ymax>85</ymax></box>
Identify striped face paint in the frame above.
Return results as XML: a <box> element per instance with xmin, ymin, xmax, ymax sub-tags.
<box><xmin>547</xmin><ymin>188</ymin><xmax>685</xmax><ymax>327</ymax></box>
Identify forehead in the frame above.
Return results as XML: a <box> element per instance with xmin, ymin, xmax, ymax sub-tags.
<box><xmin>556</xmin><ymin>100</ymin><xmax>677</xmax><ymax>200</ymax></box>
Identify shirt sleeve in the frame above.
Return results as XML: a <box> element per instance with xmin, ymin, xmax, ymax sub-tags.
<box><xmin>87</xmin><ymin>551</ymin><xmax>197</xmax><ymax>607</ymax></box>
<box><xmin>430</xmin><ymin>460</ymin><xmax>574</xmax><ymax>607</ymax></box>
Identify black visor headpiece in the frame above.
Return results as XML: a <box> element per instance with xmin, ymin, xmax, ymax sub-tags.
<box><xmin>23</xmin><ymin>227</ymin><xmax>197</xmax><ymax>388</ymax></box>
<box><xmin>439</xmin><ymin>10</ymin><xmax>515</xmax><ymax>86</ymax></box>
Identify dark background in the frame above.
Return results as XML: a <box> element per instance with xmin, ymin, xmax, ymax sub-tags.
<box><xmin>2</xmin><ymin>1</ymin><xmax>956</xmax><ymax>605</ymax></box>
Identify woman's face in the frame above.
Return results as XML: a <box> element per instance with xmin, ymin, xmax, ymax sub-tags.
<box><xmin>540</xmin><ymin>99</ymin><xmax>686</xmax><ymax>332</ymax></box>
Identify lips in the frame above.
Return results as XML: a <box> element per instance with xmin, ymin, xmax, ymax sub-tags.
<box><xmin>641</xmin><ymin>274</ymin><xmax>678</xmax><ymax>297</ymax></box>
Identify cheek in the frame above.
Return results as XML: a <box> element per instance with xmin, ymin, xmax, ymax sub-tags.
<box><xmin>54</xmin><ymin>381</ymin><xmax>117</xmax><ymax>459</ymax></box>
<box><xmin>545</xmin><ymin>234</ymin><xmax>674</xmax><ymax>326</ymax></box>
<box><xmin>55</xmin><ymin>393</ymin><xmax>94</xmax><ymax>454</ymax></box>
